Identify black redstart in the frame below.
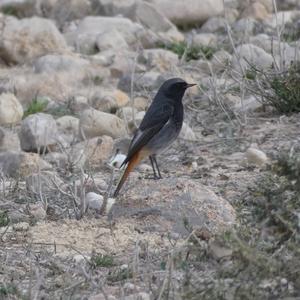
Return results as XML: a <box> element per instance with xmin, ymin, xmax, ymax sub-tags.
<box><xmin>113</xmin><ymin>77</ymin><xmax>196</xmax><ymax>197</ymax></box>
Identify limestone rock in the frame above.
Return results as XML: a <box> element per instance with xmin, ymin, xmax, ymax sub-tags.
<box><xmin>0</xmin><ymin>93</ymin><xmax>23</xmax><ymax>125</ymax></box>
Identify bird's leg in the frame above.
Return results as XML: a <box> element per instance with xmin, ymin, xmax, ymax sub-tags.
<box><xmin>149</xmin><ymin>155</ymin><xmax>159</xmax><ymax>179</ymax></box>
<box><xmin>153</xmin><ymin>155</ymin><xmax>162</xmax><ymax>179</ymax></box>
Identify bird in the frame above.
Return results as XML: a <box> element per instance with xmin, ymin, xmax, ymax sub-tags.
<box><xmin>113</xmin><ymin>77</ymin><xmax>196</xmax><ymax>197</ymax></box>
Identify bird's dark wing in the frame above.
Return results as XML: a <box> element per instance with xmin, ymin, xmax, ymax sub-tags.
<box><xmin>121</xmin><ymin>102</ymin><xmax>173</xmax><ymax>166</ymax></box>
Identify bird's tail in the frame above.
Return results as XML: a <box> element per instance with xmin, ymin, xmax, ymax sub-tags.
<box><xmin>113</xmin><ymin>150</ymin><xmax>146</xmax><ymax>197</ymax></box>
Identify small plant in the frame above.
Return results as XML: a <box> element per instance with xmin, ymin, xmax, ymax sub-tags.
<box><xmin>93</xmin><ymin>75</ymin><xmax>103</xmax><ymax>86</ymax></box>
<box><xmin>0</xmin><ymin>284</ymin><xmax>18</xmax><ymax>297</ymax></box>
<box><xmin>90</xmin><ymin>254</ymin><xmax>115</xmax><ymax>268</ymax></box>
<box><xmin>1</xmin><ymin>6</ymin><xmax>18</xmax><ymax>16</ymax></box>
<box><xmin>0</xmin><ymin>210</ymin><xmax>9</xmax><ymax>227</ymax></box>
<box><xmin>23</xmin><ymin>97</ymin><xmax>48</xmax><ymax>118</ymax></box>
<box><xmin>159</xmin><ymin>41</ymin><xmax>216</xmax><ymax>62</ymax></box>
<box><xmin>107</xmin><ymin>266</ymin><xmax>133</xmax><ymax>282</ymax></box>
<box><xmin>246</xmin><ymin>63</ymin><xmax>300</xmax><ymax>114</ymax></box>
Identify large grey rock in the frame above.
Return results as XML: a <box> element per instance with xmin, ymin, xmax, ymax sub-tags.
<box><xmin>0</xmin><ymin>16</ymin><xmax>68</xmax><ymax>64</ymax></box>
<box><xmin>64</xmin><ymin>16</ymin><xmax>145</xmax><ymax>54</ymax></box>
<box><xmin>148</xmin><ymin>0</ymin><xmax>224</xmax><ymax>26</ymax></box>
<box><xmin>111</xmin><ymin>177</ymin><xmax>236</xmax><ymax>236</ymax></box>
<box><xmin>232</xmin><ymin>43</ymin><xmax>274</xmax><ymax>72</ymax></box>
<box><xmin>0</xmin><ymin>93</ymin><xmax>23</xmax><ymax>125</ymax></box>
<box><xmin>79</xmin><ymin>108</ymin><xmax>126</xmax><ymax>139</ymax></box>
<box><xmin>19</xmin><ymin>113</ymin><xmax>59</xmax><ymax>151</ymax></box>
<box><xmin>0</xmin><ymin>151</ymin><xmax>52</xmax><ymax>177</ymax></box>
<box><xmin>33</xmin><ymin>54</ymin><xmax>89</xmax><ymax>73</ymax></box>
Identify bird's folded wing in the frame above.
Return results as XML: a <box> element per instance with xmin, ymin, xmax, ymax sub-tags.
<box><xmin>121</xmin><ymin>104</ymin><xmax>173</xmax><ymax>166</ymax></box>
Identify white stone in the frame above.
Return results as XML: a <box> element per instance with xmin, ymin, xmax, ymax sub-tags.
<box><xmin>86</xmin><ymin>192</ymin><xmax>104</xmax><ymax>210</ymax></box>
<box><xmin>246</xmin><ymin>147</ymin><xmax>269</xmax><ymax>166</ymax></box>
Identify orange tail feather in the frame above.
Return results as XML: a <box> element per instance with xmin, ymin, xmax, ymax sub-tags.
<box><xmin>113</xmin><ymin>149</ymin><xmax>149</xmax><ymax>197</ymax></box>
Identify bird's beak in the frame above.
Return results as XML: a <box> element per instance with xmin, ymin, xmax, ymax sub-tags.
<box><xmin>186</xmin><ymin>83</ymin><xmax>196</xmax><ymax>88</ymax></box>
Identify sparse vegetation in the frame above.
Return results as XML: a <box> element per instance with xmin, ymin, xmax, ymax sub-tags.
<box><xmin>174</xmin><ymin>150</ymin><xmax>300</xmax><ymax>299</ymax></box>
<box><xmin>0</xmin><ymin>210</ymin><xmax>9</xmax><ymax>227</ymax></box>
<box><xmin>23</xmin><ymin>97</ymin><xmax>48</xmax><ymax>118</ymax></box>
<box><xmin>159</xmin><ymin>41</ymin><xmax>216</xmax><ymax>61</ymax></box>
<box><xmin>246</xmin><ymin>63</ymin><xmax>300</xmax><ymax>114</ymax></box>
<box><xmin>90</xmin><ymin>253</ymin><xmax>115</xmax><ymax>268</ymax></box>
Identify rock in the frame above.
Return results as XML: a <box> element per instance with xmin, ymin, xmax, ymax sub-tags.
<box><xmin>232</xmin><ymin>18</ymin><xmax>261</xmax><ymax>36</ymax></box>
<box><xmin>232</xmin><ymin>44</ymin><xmax>274</xmax><ymax>73</ymax></box>
<box><xmin>43</xmin><ymin>152</ymin><xmax>68</xmax><ymax>170</ymax></box>
<box><xmin>200</xmin><ymin>17</ymin><xmax>226</xmax><ymax>33</ymax></box>
<box><xmin>149</xmin><ymin>0</ymin><xmax>224</xmax><ymax>26</ymax></box>
<box><xmin>73</xmin><ymin>254</ymin><xmax>86</xmax><ymax>264</ymax></box>
<box><xmin>245</xmin><ymin>147</ymin><xmax>269</xmax><ymax>166</ymax></box>
<box><xmin>19</xmin><ymin>152</ymin><xmax>52</xmax><ymax>177</ymax></box>
<box><xmin>38</xmin><ymin>0</ymin><xmax>92</xmax><ymax>27</ymax></box>
<box><xmin>209</xmin><ymin>240</ymin><xmax>233</xmax><ymax>259</ymax></box>
<box><xmin>96</xmin><ymin>29</ymin><xmax>129</xmax><ymax>52</ymax></box>
<box><xmin>26</xmin><ymin>171</ymin><xmax>64</xmax><ymax>194</ymax></box>
<box><xmin>86</xmin><ymin>192</ymin><xmax>104</xmax><ymax>210</ymax></box>
<box><xmin>0</xmin><ymin>151</ymin><xmax>22</xmax><ymax>177</ymax></box>
<box><xmin>138</xmin><ymin>49</ymin><xmax>179</xmax><ymax>72</ymax></box>
<box><xmin>33</xmin><ymin>54</ymin><xmax>89</xmax><ymax>73</ymax></box>
<box><xmin>71</xmin><ymin>136</ymin><xmax>114</xmax><ymax>169</ymax></box>
<box><xmin>134</xmin><ymin>1</ymin><xmax>184</xmax><ymax>44</ymax></box>
<box><xmin>0</xmin><ymin>151</ymin><xmax>52</xmax><ymax>177</ymax></box>
<box><xmin>64</xmin><ymin>16</ymin><xmax>144</xmax><ymax>54</ymax></box>
<box><xmin>179</xmin><ymin>122</ymin><xmax>197</xmax><ymax>141</ymax></box>
<box><xmin>118</xmin><ymin>71</ymin><xmax>161</xmax><ymax>94</ymax></box>
<box><xmin>234</xmin><ymin>95</ymin><xmax>263</xmax><ymax>113</ymax></box>
<box><xmin>69</xmin><ymin>95</ymin><xmax>89</xmax><ymax>114</ymax></box>
<box><xmin>90</xmin><ymin>90</ymin><xmax>130</xmax><ymax>113</ymax></box>
<box><xmin>56</xmin><ymin>115</ymin><xmax>79</xmax><ymax>143</ymax></box>
<box><xmin>117</xmin><ymin>107</ymin><xmax>138</xmax><ymax>122</ymax></box>
<box><xmin>241</xmin><ymin>1</ymin><xmax>270</xmax><ymax>21</ymax></box>
<box><xmin>0</xmin><ymin>16</ymin><xmax>67</xmax><ymax>64</ymax></box>
<box><xmin>111</xmin><ymin>178</ymin><xmax>236</xmax><ymax>236</ymax></box>
<box><xmin>79</xmin><ymin>109</ymin><xmax>126</xmax><ymax>139</ymax></box>
<box><xmin>133</xmin><ymin>97</ymin><xmax>149</xmax><ymax>111</ymax></box>
<box><xmin>192</xmin><ymin>33</ymin><xmax>218</xmax><ymax>48</ymax></box>
<box><xmin>0</xmin><ymin>128</ymin><xmax>21</xmax><ymax>152</ymax></box>
<box><xmin>19</xmin><ymin>113</ymin><xmax>59</xmax><ymax>152</ymax></box>
<box><xmin>0</xmin><ymin>93</ymin><xmax>23</xmax><ymax>125</ymax></box>
<box><xmin>93</xmin><ymin>0</ymin><xmax>136</xmax><ymax>16</ymax></box>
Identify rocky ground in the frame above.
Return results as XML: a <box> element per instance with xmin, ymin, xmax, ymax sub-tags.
<box><xmin>0</xmin><ymin>0</ymin><xmax>300</xmax><ymax>299</ymax></box>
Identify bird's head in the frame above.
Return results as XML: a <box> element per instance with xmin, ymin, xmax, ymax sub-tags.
<box><xmin>158</xmin><ymin>78</ymin><xmax>196</xmax><ymax>102</ymax></box>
